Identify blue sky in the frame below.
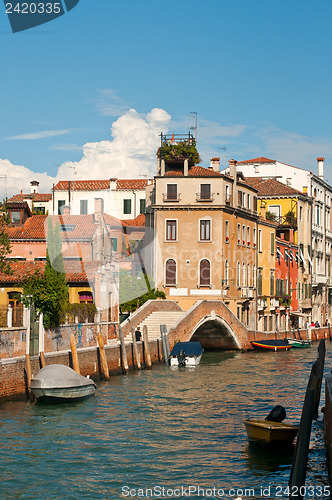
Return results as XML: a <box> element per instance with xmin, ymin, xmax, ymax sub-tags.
<box><xmin>1</xmin><ymin>0</ymin><xmax>332</xmax><ymax>196</ymax></box>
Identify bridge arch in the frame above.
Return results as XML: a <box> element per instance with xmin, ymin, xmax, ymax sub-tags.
<box><xmin>189</xmin><ymin>312</ymin><xmax>242</xmax><ymax>350</ymax></box>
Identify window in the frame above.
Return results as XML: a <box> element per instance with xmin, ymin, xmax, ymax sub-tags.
<box><xmin>237</xmin><ymin>224</ymin><xmax>241</xmax><ymax>244</ymax></box>
<box><xmin>111</xmin><ymin>238</ymin><xmax>117</xmax><ymax>251</ymax></box>
<box><xmin>225</xmin><ymin>184</ymin><xmax>230</xmax><ymax>202</ymax></box>
<box><xmin>200</xmin><ymin>259</ymin><xmax>211</xmax><ymax>286</ymax></box>
<box><xmin>11</xmin><ymin>211</ymin><xmax>20</xmax><ymax>223</ymax></box>
<box><xmin>270</xmin><ymin>270</ymin><xmax>274</xmax><ymax>296</ymax></box>
<box><xmin>167</xmin><ymin>184</ymin><xmax>177</xmax><ymax>200</ymax></box>
<box><xmin>224</xmin><ymin>259</ymin><xmax>229</xmax><ymax>285</ymax></box>
<box><xmin>123</xmin><ymin>199</ymin><xmax>132</xmax><ymax>215</ymax></box>
<box><xmin>247</xmin><ymin>263</ymin><xmax>250</xmax><ymax>287</ymax></box>
<box><xmin>238</xmin><ymin>190</ymin><xmax>243</xmax><ymax>206</ymax></box>
<box><xmin>225</xmin><ymin>220</ymin><xmax>229</xmax><ymax>242</ymax></box>
<box><xmin>200</xmin><ymin>184</ymin><xmax>211</xmax><ymax>200</ymax></box>
<box><xmin>247</xmin><ymin>195</ymin><xmax>251</xmax><ymax>210</ymax></box>
<box><xmin>253</xmin><ymin>228</ymin><xmax>256</xmax><ymax>247</ymax></box>
<box><xmin>247</xmin><ymin>226</ymin><xmax>250</xmax><ymax>245</ymax></box>
<box><xmin>200</xmin><ymin>220</ymin><xmax>211</xmax><ymax>241</ymax></box>
<box><xmin>316</xmin><ymin>205</ymin><xmax>320</xmax><ymax>225</ymax></box>
<box><xmin>139</xmin><ymin>199</ymin><xmax>146</xmax><ymax>214</ymax></box>
<box><xmin>165</xmin><ymin>259</ymin><xmax>176</xmax><ymax>285</ymax></box>
<box><xmin>237</xmin><ymin>262</ymin><xmax>241</xmax><ymax>286</ymax></box>
<box><xmin>253</xmin><ymin>264</ymin><xmax>256</xmax><ymax>287</ymax></box>
<box><xmin>242</xmin><ymin>263</ymin><xmax>246</xmax><ymax>286</ymax></box>
<box><xmin>166</xmin><ymin>220</ymin><xmax>177</xmax><ymax>241</ymax></box>
<box><xmin>80</xmin><ymin>200</ymin><xmax>88</xmax><ymax>215</ymax></box>
<box><xmin>257</xmin><ymin>269</ymin><xmax>263</xmax><ymax>296</ymax></box>
<box><xmin>258</xmin><ymin>229</ymin><xmax>262</xmax><ymax>252</ymax></box>
<box><xmin>35</xmin><ymin>207</ymin><xmax>45</xmax><ymax>215</ymax></box>
<box><xmin>79</xmin><ymin>292</ymin><xmax>93</xmax><ymax>304</ymax></box>
<box><xmin>242</xmin><ymin>225</ymin><xmax>246</xmax><ymax>245</ymax></box>
<box><xmin>268</xmin><ymin>205</ymin><xmax>281</xmax><ymax>218</ymax></box>
<box><xmin>58</xmin><ymin>200</ymin><xmax>65</xmax><ymax>215</ymax></box>
<box><xmin>243</xmin><ymin>193</ymin><xmax>246</xmax><ymax>208</ymax></box>
<box><xmin>271</xmin><ymin>232</ymin><xmax>275</xmax><ymax>255</ymax></box>
<box><xmin>253</xmin><ymin>197</ymin><xmax>257</xmax><ymax>211</ymax></box>
<box><xmin>299</xmin><ymin>206</ymin><xmax>303</xmax><ymax>221</ymax></box>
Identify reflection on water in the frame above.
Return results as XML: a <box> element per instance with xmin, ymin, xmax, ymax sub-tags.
<box><xmin>0</xmin><ymin>346</ymin><xmax>330</xmax><ymax>499</ymax></box>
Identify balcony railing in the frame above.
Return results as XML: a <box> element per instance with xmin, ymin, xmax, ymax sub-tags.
<box><xmin>196</xmin><ymin>193</ymin><xmax>214</xmax><ymax>202</ymax></box>
<box><xmin>162</xmin><ymin>193</ymin><xmax>181</xmax><ymax>202</ymax></box>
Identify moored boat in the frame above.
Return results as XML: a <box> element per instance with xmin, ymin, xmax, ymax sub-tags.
<box><xmin>244</xmin><ymin>418</ymin><xmax>298</xmax><ymax>446</ymax></box>
<box><xmin>169</xmin><ymin>342</ymin><xmax>204</xmax><ymax>366</ymax></box>
<box><xmin>285</xmin><ymin>337</ymin><xmax>312</xmax><ymax>348</ymax></box>
<box><xmin>251</xmin><ymin>339</ymin><xmax>292</xmax><ymax>351</ymax></box>
<box><xmin>30</xmin><ymin>364</ymin><xmax>96</xmax><ymax>403</ymax></box>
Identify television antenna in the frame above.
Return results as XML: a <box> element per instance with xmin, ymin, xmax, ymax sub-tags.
<box><xmin>189</xmin><ymin>112</ymin><xmax>197</xmax><ymax>141</ymax></box>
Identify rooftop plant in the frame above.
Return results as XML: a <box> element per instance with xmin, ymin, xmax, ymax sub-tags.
<box><xmin>157</xmin><ymin>141</ymin><xmax>201</xmax><ymax>164</ymax></box>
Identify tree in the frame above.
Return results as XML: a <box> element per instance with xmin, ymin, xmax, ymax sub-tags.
<box><xmin>119</xmin><ymin>270</ymin><xmax>166</xmax><ymax>314</ymax></box>
<box><xmin>0</xmin><ymin>201</ymin><xmax>12</xmax><ymax>275</ymax></box>
<box><xmin>22</xmin><ymin>218</ymin><xmax>68</xmax><ymax>328</ymax></box>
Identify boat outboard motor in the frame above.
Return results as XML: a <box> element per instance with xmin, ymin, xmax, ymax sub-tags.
<box><xmin>265</xmin><ymin>405</ymin><xmax>286</xmax><ymax>423</ymax></box>
<box><xmin>177</xmin><ymin>350</ymin><xmax>187</xmax><ymax>366</ymax></box>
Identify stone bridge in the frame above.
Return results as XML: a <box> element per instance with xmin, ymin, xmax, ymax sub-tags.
<box><xmin>167</xmin><ymin>300</ymin><xmax>256</xmax><ymax>350</ymax></box>
<box><xmin>121</xmin><ymin>299</ymin><xmax>256</xmax><ymax>351</ymax></box>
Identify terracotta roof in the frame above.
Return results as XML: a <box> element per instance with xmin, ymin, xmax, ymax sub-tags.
<box><xmin>164</xmin><ymin>166</ymin><xmax>223</xmax><ymax>177</ymax></box>
<box><xmin>244</xmin><ymin>177</ymin><xmax>308</xmax><ymax>197</ymax></box>
<box><xmin>116</xmin><ymin>179</ymin><xmax>151</xmax><ymax>190</ymax></box>
<box><xmin>122</xmin><ymin>214</ymin><xmax>145</xmax><ymax>227</ymax></box>
<box><xmin>8</xmin><ymin>193</ymin><xmax>52</xmax><ymax>202</ymax></box>
<box><xmin>103</xmin><ymin>213</ymin><xmax>125</xmax><ymax>227</ymax></box>
<box><xmin>7</xmin><ymin>214</ymin><xmax>97</xmax><ymax>240</ymax></box>
<box><xmin>54</xmin><ymin>180</ymin><xmax>111</xmax><ymax>191</ymax></box>
<box><xmin>0</xmin><ymin>260</ymin><xmax>100</xmax><ymax>284</ymax></box>
<box><xmin>237</xmin><ymin>157</ymin><xmax>276</xmax><ymax>164</ymax></box>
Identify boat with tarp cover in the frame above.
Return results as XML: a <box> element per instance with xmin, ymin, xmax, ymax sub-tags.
<box><xmin>251</xmin><ymin>339</ymin><xmax>292</xmax><ymax>351</ymax></box>
<box><xmin>169</xmin><ymin>342</ymin><xmax>204</xmax><ymax>366</ymax></box>
<box><xmin>30</xmin><ymin>364</ymin><xmax>96</xmax><ymax>403</ymax></box>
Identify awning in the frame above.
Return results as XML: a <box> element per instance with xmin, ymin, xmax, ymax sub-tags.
<box><xmin>285</xmin><ymin>249</ymin><xmax>289</xmax><ymax>260</ymax></box>
<box><xmin>308</xmin><ymin>254</ymin><xmax>313</xmax><ymax>267</ymax></box>
<box><xmin>290</xmin><ymin>311</ymin><xmax>311</xmax><ymax>317</ymax></box>
<box><xmin>300</xmin><ymin>249</ymin><xmax>306</xmax><ymax>266</ymax></box>
<box><xmin>277</xmin><ymin>247</ymin><xmax>282</xmax><ymax>258</ymax></box>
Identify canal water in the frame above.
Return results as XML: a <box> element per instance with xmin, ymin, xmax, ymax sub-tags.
<box><xmin>0</xmin><ymin>345</ymin><xmax>331</xmax><ymax>500</ymax></box>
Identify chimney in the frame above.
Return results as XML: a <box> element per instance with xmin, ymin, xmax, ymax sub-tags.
<box><xmin>317</xmin><ymin>157</ymin><xmax>325</xmax><ymax>179</ymax></box>
<box><xmin>30</xmin><ymin>180</ymin><xmax>39</xmax><ymax>194</ymax></box>
<box><xmin>229</xmin><ymin>159</ymin><xmax>237</xmax><ymax>184</ymax></box>
<box><xmin>62</xmin><ymin>205</ymin><xmax>70</xmax><ymax>216</ymax></box>
<box><xmin>210</xmin><ymin>157</ymin><xmax>220</xmax><ymax>173</ymax></box>
<box><xmin>260</xmin><ymin>205</ymin><xmax>266</xmax><ymax>219</ymax></box>
<box><xmin>94</xmin><ymin>197</ymin><xmax>104</xmax><ymax>214</ymax></box>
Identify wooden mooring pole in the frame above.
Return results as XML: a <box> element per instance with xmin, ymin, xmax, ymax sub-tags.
<box><xmin>142</xmin><ymin>325</ymin><xmax>152</xmax><ymax>369</ymax></box>
<box><xmin>39</xmin><ymin>351</ymin><xmax>46</xmax><ymax>368</ymax></box>
<box><xmin>70</xmin><ymin>333</ymin><xmax>80</xmax><ymax>374</ymax></box>
<box><xmin>288</xmin><ymin>340</ymin><xmax>326</xmax><ymax>499</ymax></box>
<box><xmin>118</xmin><ymin>326</ymin><xmax>129</xmax><ymax>374</ymax></box>
<box><xmin>25</xmin><ymin>353</ymin><xmax>33</xmax><ymax>401</ymax></box>
<box><xmin>98</xmin><ymin>332</ymin><xmax>110</xmax><ymax>380</ymax></box>
<box><xmin>131</xmin><ymin>327</ymin><xmax>141</xmax><ymax>370</ymax></box>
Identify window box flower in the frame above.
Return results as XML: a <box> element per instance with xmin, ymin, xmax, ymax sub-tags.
<box><xmin>225</xmin><ymin>236</ymin><xmax>229</xmax><ymax>242</ymax></box>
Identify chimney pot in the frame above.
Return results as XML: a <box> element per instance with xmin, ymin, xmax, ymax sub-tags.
<box><xmin>317</xmin><ymin>157</ymin><xmax>325</xmax><ymax>179</ymax></box>
<box><xmin>210</xmin><ymin>157</ymin><xmax>220</xmax><ymax>172</ymax></box>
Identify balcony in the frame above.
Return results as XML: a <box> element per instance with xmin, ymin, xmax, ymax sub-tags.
<box><xmin>312</xmin><ymin>274</ymin><xmax>328</xmax><ymax>285</ymax></box>
<box><xmin>241</xmin><ymin>287</ymin><xmax>254</xmax><ymax>298</ymax></box>
<box><xmin>270</xmin><ymin>297</ymin><xmax>280</xmax><ymax>309</ymax></box>
<box><xmin>162</xmin><ymin>193</ymin><xmax>181</xmax><ymax>202</ymax></box>
<box><xmin>196</xmin><ymin>192</ymin><xmax>214</xmax><ymax>202</ymax></box>
<box><xmin>257</xmin><ymin>297</ymin><xmax>267</xmax><ymax>309</ymax></box>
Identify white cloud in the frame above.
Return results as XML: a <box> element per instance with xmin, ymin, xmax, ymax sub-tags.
<box><xmin>6</xmin><ymin>129</ymin><xmax>71</xmax><ymax>140</ymax></box>
<box><xmin>56</xmin><ymin>108</ymin><xmax>171</xmax><ymax>180</ymax></box>
<box><xmin>0</xmin><ymin>158</ymin><xmax>55</xmax><ymax>199</ymax></box>
<box><xmin>94</xmin><ymin>89</ymin><xmax>130</xmax><ymax>117</ymax></box>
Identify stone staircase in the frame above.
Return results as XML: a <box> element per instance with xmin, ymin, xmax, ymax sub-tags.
<box><xmin>109</xmin><ymin>310</ymin><xmax>185</xmax><ymax>345</ymax></box>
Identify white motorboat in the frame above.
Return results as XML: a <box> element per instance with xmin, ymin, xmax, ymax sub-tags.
<box><xmin>30</xmin><ymin>364</ymin><xmax>96</xmax><ymax>403</ymax></box>
<box><xmin>169</xmin><ymin>342</ymin><xmax>204</xmax><ymax>366</ymax></box>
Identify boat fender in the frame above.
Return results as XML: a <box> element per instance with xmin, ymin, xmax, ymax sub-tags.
<box><xmin>265</xmin><ymin>405</ymin><xmax>286</xmax><ymax>422</ymax></box>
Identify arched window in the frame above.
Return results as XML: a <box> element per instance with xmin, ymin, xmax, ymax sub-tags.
<box><xmin>247</xmin><ymin>263</ymin><xmax>250</xmax><ymax>287</ymax></box>
<box><xmin>236</xmin><ymin>261</ymin><xmax>241</xmax><ymax>287</ymax></box>
<box><xmin>242</xmin><ymin>263</ymin><xmax>246</xmax><ymax>286</ymax></box>
<box><xmin>224</xmin><ymin>259</ymin><xmax>229</xmax><ymax>285</ymax></box>
<box><xmin>253</xmin><ymin>264</ymin><xmax>256</xmax><ymax>288</ymax></box>
<box><xmin>199</xmin><ymin>259</ymin><xmax>210</xmax><ymax>286</ymax></box>
<box><xmin>165</xmin><ymin>259</ymin><xmax>176</xmax><ymax>286</ymax></box>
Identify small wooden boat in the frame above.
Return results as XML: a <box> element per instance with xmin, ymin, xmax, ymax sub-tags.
<box><xmin>285</xmin><ymin>337</ymin><xmax>312</xmax><ymax>348</ymax></box>
<box><xmin>169</xmin><ymin>342</ymin><xmax>204</xmax><ymax>366</ymax></box>
<box><xmin>30</xmin><ymin>364</ymin><xmax>96</xmax><ymax>403</ymax></box>
<box><xmin>251</xmin><ymin>339</ymin><xmax>292</xmax><ymax>351</ymax></box>
<box><xmin>244</xmin><ymin>418</ymin><xmax>298</xmax><ymax>446</ymax></box>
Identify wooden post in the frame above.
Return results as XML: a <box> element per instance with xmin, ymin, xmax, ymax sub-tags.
<box><xmin>131</xmin><ymin>328</ymin><xmax>141</xmax><ymax>370</ymax></box>
<box><xmin>70</xmin><ymin>333</ymin><xmax>80</xmax><ymax>374</ymax></box>
<box><xmin>142</xmin><ymin>325</ymin><xmax>152</xmax><ymax>369</ymax></box>
<box><xmin>98</xmin><ymin>332</ymin><xmax>110</xmax><ymax>380</ymax></box>
<box><xmin>25</xmin><ymin>353</ymin><xmax>34</xmax><ymax>402</ymax></box>
<box><xmin>118</xmin><ymin>326</ymin><xmax>129</xmax><ymax>374</ymax></box>
<box><xmin>39</xmin><ymin>351</ymin><xmax>46</xmax><ymax>368</ymax></box>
